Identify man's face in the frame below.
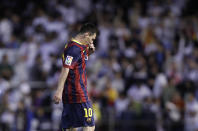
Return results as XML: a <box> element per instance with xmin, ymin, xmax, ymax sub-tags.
<box><xmin>85</xmin><ymin>33</ymin><xmax>96</xmax><ymax>45</ymax></box>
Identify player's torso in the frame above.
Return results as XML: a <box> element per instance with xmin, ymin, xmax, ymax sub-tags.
<box><xmin>63</xmin><ymin>41</ymin><xmax>89</xmax><ymax>104</ymax></box>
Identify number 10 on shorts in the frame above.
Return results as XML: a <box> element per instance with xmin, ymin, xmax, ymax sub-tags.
<box><xmin>84</xmin><ymin>108</ymin><xmax>92</xmax><ymax>118</ymax></box>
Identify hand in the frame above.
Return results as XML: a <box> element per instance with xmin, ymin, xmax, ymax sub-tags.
<box><xmin>53</xmin><ymin>90</ymin><xmax>62</xmax><ymax>104</ymax></box>
<box><xmin>89</xmin><ymin>43</ymin><xmax>95</xmax><ymax>52</ymax></box>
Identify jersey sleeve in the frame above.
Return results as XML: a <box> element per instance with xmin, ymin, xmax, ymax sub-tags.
<box><xmin>62</xmin><ymin>45</ymin><xmax>81</xmax><ymax>69</ymax></box>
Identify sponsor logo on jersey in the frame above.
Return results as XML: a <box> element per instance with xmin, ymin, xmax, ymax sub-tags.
<box><xmin>65</xmin><ymin>56</ymin><xmax>73</xmax><ymax>65</ymax></box>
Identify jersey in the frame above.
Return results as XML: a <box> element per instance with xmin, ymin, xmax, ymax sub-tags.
<box><xmin>62</xmin><ymin>39</ymin><xmax>90</xmax><ymax>104</ymax></box>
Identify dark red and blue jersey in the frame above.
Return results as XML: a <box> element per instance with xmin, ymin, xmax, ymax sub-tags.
<box><xmin>62</xmin><ymin>39</ymin><xmax>90</xmax><ymax>104</ymax></box>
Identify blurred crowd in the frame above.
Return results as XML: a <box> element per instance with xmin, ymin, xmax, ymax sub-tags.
<box><xmin>0</xmin><ymin>0</ymin><xmax>198</xmax><ymax>131</ymax></box>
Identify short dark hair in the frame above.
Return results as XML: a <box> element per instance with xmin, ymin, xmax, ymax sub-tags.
<box><xmin>79</xmin><ymin>23</ymin><xmax>98</xmax><ymax>35</ymax></box>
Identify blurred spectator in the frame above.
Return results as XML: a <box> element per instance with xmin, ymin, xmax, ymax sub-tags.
<box><xmin>127</xmin><ymin>81</ymin><xmax>152</xmax><ymax>102</ymax></box>
<box><xmin>0</xmin><ymin>54</ymin><xmax>13</xmax><ymax>80</ymax></box>
<box><xmin>185</xmin><ymin>93</ymin><xmax>198</xmax><ymax>131</ymax></box>
<box><xmin>30</xmin><ymin>54</ymin><xmax>47</xmax><ymax>81</ymax></box>
<box><xmin>0</xmin><ymin>17</ymin><xmax>12</xmax><ymax>44</ymax></box>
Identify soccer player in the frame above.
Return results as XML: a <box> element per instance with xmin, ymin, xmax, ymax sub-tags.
<box><xmin>53</xmin><ymin>23</ymin><xmax>98</xmax><ymax>131</ymax></box>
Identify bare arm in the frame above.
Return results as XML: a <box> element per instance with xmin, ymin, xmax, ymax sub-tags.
<box><xmin>53</xmin><ymin>67</ymin><xmax>69</xmax><ymax>104</ymax></box>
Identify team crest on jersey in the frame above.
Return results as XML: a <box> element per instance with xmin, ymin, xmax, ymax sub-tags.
<box><xmin>86</xmin><ymin>118</ymin><xmax>91</xmax><ymax>122</ymax></box>
<box><xmin>65</xmin><ymin>56</ymin><xmax>73</xmax><ymax>66</ymax></box>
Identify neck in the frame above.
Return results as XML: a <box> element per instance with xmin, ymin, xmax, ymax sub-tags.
<box><xmin>73</xmin><ymin>35</ymin><xmax>87</xmax><ymax>45</ymax></box>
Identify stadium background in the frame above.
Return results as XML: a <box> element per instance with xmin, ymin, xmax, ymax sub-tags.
<box><xmin>0</xmin><ymin>0</ymin><xmax>198</xmax><ymax>131</ymax></box>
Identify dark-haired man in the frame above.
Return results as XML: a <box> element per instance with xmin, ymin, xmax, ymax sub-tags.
<box><xmin>53</xmin><ymin>23</ymin><xmax>97</xmax><ymax>131</ymax></box>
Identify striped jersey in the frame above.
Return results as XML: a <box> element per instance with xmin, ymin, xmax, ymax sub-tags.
<box><xmin>62</xmin><ymin>39</ymin><xmax>90</xmax><ymax>104</ymax></box>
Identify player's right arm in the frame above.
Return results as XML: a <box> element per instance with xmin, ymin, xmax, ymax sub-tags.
<box><xmin>53</xmin><ymin>44</ymin><xmax>81</xmax><ymax>104</ymax></box>
<box><xmin>53</xmin><ymin>67</ymin><xmax>69</xmax><ymax>104</ymax></box>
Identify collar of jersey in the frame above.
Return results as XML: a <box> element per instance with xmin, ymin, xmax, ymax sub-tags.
<box><xmin>71</xmin><ymin>38</ymin><xmax>85</xmax><ymax>45</ymax></box>
<box><xmin>71</xmin><ymin>38</ymin><xmax>89</xmax><ymax>49</ymax></box>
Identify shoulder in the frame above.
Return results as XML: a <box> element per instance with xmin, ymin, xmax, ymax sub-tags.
<box><xmin>65</xmin><ymin>42</ymin><xmax>81</xmax><ymax>52</ymax></box>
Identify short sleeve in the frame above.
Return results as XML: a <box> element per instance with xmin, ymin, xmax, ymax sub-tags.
<box><xmin>62</xmin><ymin>45</ymin><xmax>81</xmax><ymax>69</ymax></box>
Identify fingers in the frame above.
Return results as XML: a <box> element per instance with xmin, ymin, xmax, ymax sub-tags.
<box><xmin>90</xmin><ymin>43</ymin><xmax>95</xmax><ymax>48</ymax></box>
<box><xmin>91</xmin><ymin>47</ymin><xmax>95</xmax><ymax>52</ymax></box>
<box><xmin>90</xmin><ymin>47</ymin><xmax>95</xmax><ymax>51</ymax></box>
<box><xmin>53</xmin><ymin>96</ymin><xmax>61</xmax><ymax>104</ymax></box>
<box><xmin>89</xmin><ymin>44</ymin><xmax>95</xmax><ymax>52</ymax></box>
